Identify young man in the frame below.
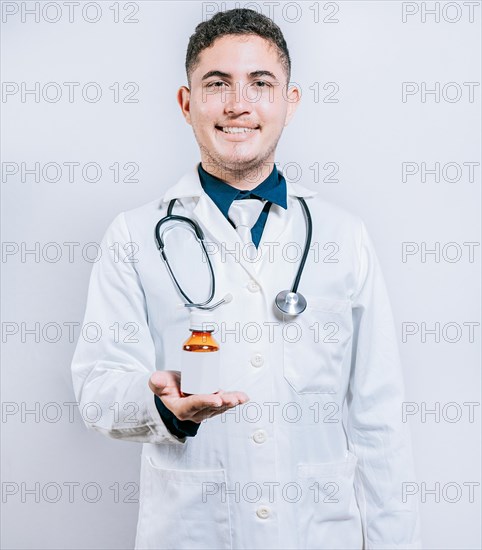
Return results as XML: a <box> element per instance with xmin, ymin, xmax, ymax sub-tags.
<box><xmin>71</xmin><ymin>9</ymin><xmax>421</xmax><ymax>549</ymax></box>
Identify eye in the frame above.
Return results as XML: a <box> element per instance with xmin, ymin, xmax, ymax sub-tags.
<box><xmin>207</xmin><ymin>81</ymin><xmax>227</xmax><ymax>88</ymax></box>
<box><xmin>254</xmin><ymin>81</ymin><xmax>271</xmax><ymax>88</ymax></box>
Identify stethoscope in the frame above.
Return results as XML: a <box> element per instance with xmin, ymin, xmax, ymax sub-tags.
<box><xmin>154</xmin><ymin>196</ymin><xmax>312</xmax><ymax>315</ymax></box>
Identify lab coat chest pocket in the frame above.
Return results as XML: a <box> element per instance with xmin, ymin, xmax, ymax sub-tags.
<box><xmin>282</xmin><ymin>296</ymin><xmax>353</xmax><ymax>394</ymax></box>
<box><xmin>296</xmin><ymin>451</ymin><xmax>363</xmax><ymax>550</ymax></box>
<box><xmin>137</xmin><ymin>456</ymin><xmax>232</xmax><ymax>550</ymax></box>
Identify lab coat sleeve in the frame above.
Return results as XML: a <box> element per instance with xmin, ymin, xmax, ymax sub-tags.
<box><xmin>71</xmin><ymin>212</ymin><xmax>187</xmax><ymax>445</ymax></box>
<box><xmin>346</xmin><ymin>221</ymin><xmax>422</xmax><ymax>549</ymax></box>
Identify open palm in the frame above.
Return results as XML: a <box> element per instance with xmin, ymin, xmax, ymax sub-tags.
<box><xmin>149</xmin><ymin>370</ymin><xmax>249</xmax><ymax>424</ymax></box>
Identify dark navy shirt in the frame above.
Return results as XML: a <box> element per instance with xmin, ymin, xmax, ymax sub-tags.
<box><xmin>154</xmin><ymin>162</ymin><xmax>288</xmax><ymax>438</ymax></box>
<box><xmin>197</xmin><ymin>162</ymin><xmax>287</xmax><ymax>247</ymax></box>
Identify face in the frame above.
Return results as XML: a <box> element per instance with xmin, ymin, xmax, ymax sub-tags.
<box><xmin>177</xmin><ymin>34</ymin><xmax>300</xmax><ymax>184</ymax></box>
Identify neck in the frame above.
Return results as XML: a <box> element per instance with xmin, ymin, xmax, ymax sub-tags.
<box><xmin>200</xmin><ymin>158</ymin><xmax>275</xmax><ymax>190</ymax></box>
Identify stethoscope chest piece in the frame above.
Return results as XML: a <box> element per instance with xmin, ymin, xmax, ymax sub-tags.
<box><xmin>275</xmin><ymin>290</ymin><xmax>307</xmax><ymax>316</ymax></box>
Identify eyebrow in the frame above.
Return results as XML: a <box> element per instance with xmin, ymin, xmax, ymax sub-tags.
<box><xmin>201</xmin><ymin>70</ymin><xmax>279</xmax><ymax>82</ymax></box>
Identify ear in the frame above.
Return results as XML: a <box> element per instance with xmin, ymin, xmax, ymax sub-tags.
<box><xmin>283</xmin><ymin>84</ymin><xmax>301</xmax><ymax>127</ymax></box>
<box><xmin>177</xmin><ymin>86</ymin><xmax>192</xmax><ymax>125</ymax></box>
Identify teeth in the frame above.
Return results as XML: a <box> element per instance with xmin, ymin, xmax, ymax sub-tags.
<box><xmin>220</xmin><ymin>127</ymin><xmax>257</xmax><ymax>134</ymax></box>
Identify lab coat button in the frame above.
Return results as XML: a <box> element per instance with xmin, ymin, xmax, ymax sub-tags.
<box><xmin>253</xmin><ymin>429</ymin><xmax>267</xmax><ymax>444</ymax></box>
<box><xmin>256</xmin><ymin>506</ymin><xmax>270</xmax><ymax>519</ymax></box>
<box><xmin>247</xmin><ymin>281</ymin><xmax>260</xmax><ymax>293</ymax></box>
<box><xmin>251</xmin><ymin>353</ymin><xmax>264</xmax><ymax>368</ymax></box>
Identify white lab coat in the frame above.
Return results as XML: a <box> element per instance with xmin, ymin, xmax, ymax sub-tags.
<box><xmin>71</xmin><ymin>163</ymin><xmax>421</xmax><ymax>550</ymax></box>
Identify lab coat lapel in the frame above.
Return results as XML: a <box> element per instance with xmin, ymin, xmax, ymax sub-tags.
<box><xmin>255</xmin><ymin>179</ymin><xmax>318</xmax><ymax>275</ymax></box>
<box><xmin>259</xmin><ymin>178</ymin><xmax>319</xmax><ymax>248</ymax></box>
<box><xmin>162</xmin><ymin>164</ymin><xmax>260</xmax><ymax>281</ymax></box>
<box><xmin>161</xmin><ymin>165</ymin><xmax>318</xmax><ymax>282</ymax></box>
<box><xmin>192</xmin><ymin>193</ymin><xmax>260</xmax><ymax>281</ymax></box>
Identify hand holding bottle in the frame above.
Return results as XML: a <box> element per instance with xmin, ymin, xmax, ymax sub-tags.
<box><xmin>149</xmin><ymin>370</ymin><xmax>249</xmax><ymax>423</ymax></box>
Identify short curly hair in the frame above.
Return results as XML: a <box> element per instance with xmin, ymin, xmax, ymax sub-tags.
<box><xmin>185</xmin><ymin>8</ymin><xmax>291</xmax><ymax>87</ymax></box>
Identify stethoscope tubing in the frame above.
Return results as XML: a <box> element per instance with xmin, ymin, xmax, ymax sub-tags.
<box><xmin>155</xmin><ymin>196</ymin><xmax>312</xmax><ymax>312</ymax></box>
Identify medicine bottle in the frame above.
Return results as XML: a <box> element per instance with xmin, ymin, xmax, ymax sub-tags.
<box><xmin>180</xmin><ymin>309</ymin><xmax>220</xmax><ymax>396</ymax></box>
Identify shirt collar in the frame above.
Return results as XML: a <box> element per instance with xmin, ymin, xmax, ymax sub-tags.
<box><xmin>197</xmin><ymin>162</ymin><xmax>288</xmax><ymax>219</ymax></box>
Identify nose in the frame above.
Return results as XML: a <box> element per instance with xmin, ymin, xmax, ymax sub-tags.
<box><xmin>223</xmin><ymin>81</ymin><xmax>253</xmax><ymax>116</ymax></box>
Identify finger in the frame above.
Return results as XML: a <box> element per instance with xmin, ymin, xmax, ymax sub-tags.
<box><xmin>236</xmin><ymin>392</ymin><xmax>249</xmax><ymax>403</ymax></box>
<box><xmin>206</xmin><ymin>406</ymin><xmax>232</xmax><ymax>419</ymax></box>
<box><xmin>191</xmin><ymin>405</ymin><xmax>230</xmax><ymax>423</ymax></box>
<box><xmin>186</xmin><ymin>392</ymin><xmax>248</xmax><ymax>419</ymax></box>
<box><xmin>185</xmin><ymin>406</ymin><xmax>213</xmax><ymax>424</ymax></box>
<box><xmin>217</xmin><ymin>391</ymin><xmax>250</xmax><ymax>404</ymax></box>
<box><xmin>177</xmin><ymin>394</ymin><xmax>224</xmax><ymax>419</ymax></box>
<box><xmin>219</xmin><ymin>396</ymin><xmax>240</xmax><ymax>408</ymax></box>
<box><xmin>171</xmin><ymin>391</ymin><xmax>248</xmax><ymax>421</ymax></box>
<box><xmin>217</xmin><ymin>392</ymin><xmax>250</xmax><ymax>408</ymax></box>
<box><xmin>191</xmin><ymin>395</ymin><xmax>247</xmax><ymax>422</ymax></box>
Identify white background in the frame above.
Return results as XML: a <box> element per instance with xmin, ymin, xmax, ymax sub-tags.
<box><xmin>1</xmin><ymin>1</ymin><xmax>481</xmax><ymax>548</ymax></box>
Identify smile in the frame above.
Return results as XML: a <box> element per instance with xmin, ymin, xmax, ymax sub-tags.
<box><xmin>217</xmin><ymin>126</ymin><xmax>259</xmax><ymax>134</ymax></box>
<box><xmin>215</xmin><ymin>126</ymin><xmax>260</xmax><ymax>140</ymax></box>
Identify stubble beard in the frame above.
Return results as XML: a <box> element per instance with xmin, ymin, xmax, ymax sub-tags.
<box><xmin>196</xmin><ymin>128</ymin><xmax>282</xmax><ymax>186</ymax></box>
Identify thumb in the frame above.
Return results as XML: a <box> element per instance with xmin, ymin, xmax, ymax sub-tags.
<box><xmin>148</xmin><ymin>371</ymin><xmax>169</xmax><ymax>396</ymax></box>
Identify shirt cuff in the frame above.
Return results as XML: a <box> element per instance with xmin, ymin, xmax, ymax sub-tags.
<box><xmin>154</xmin><ymin>395</ymin><xmax>201</xmax><ymax>438</ymax></box>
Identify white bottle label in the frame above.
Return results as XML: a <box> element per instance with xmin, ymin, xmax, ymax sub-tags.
<box><xmin>181</xmin><ymin>350</ymin><xmax>221</xmax><ymax>395</ymax></box>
